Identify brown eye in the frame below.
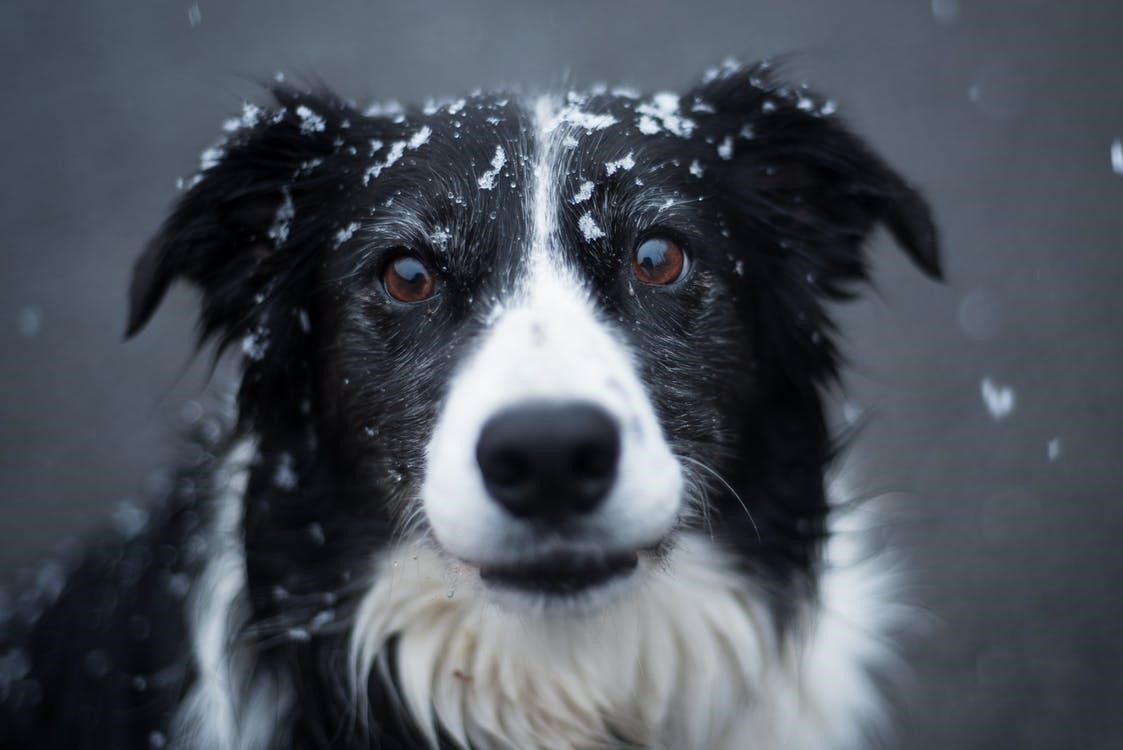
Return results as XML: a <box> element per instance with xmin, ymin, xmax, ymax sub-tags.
<box><xmin>383</xmin><ymin>254</ymin><xmax>435</xmax><ymax>303</ymax></box>
<box><xmin>632</xmin><ymin>237</ymin><xmax>687</xmax><ymax>286</ymax></box>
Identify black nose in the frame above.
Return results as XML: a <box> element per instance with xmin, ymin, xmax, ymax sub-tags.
<box><xmin>476</xmin><ymin>401</ymin><xmax>620</xmax><ymax>521</ymax></box>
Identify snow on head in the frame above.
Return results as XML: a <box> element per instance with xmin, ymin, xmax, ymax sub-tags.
<box><xmin>333</xmin><ymin>222</ymin><xmax>361</xmax><ymax>248</ymax></box>
<box><xmin>605</xmin><ymin>152</ymin><xmax>635</xmax><ymax>175</ymax></box>
<box><xmin>222</xmin><ymin>102</ymin><xmax>262</xmax><ymax>133</ymax></box>
<box><xmin>636</xmin><ymin>92</ymin><xmax>697</xmax><ymax>138</ymax></box>
<box><xmin>717</xmin><ymin>135</ymin><xmax>734</xmax><ymax>160</ymax></box>
<box><xmin>295</xmin><ymin>105</ymin><xmax>326</xmax><ymax>134</ymax></box>
<box><xmin>408</xmin><ymin>125</ymin><xmax>432</xmax><ymax>149</ymax></box>
<box><xmin>477</xmin><ymin>145</ymin><xmax>507</xmax><ymax>190</ymax></box>
<box><xmin>578</xmin><ymin>212</ymin><xmax>606</xmax><ymax>242</ymax></box>
<box><xmin>363</xmin><ymin>125</ymin><xmax>432</xmax><ymax>185</ymax></box>
<box><xmin>560</xmin><ymin>108</ymin><xmax>618</xmax><ymax>131</ymax></box>
<box><xmin>1112</xmin><ymin>138</ymin><xmax>1123</xmax><ymax>176</ymax></box>
<box><xmin>571</xmin><ymin>181</ymin><xmax>595</xmax><ymax>204</ymax></box>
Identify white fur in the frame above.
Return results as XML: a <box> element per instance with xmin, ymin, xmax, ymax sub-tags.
<box><xmin>171</xmin><ymin>441</ymin><xmax>293</xmax><ymax>750</ymax></box>
<box><xmin>348</xmin><ymin>496</ymin><xmax>904</xmax><ymax>750</ymax></box>
<box><xmin>421</xmin><ymin>94</ymin><xmax>682</xmax><ymax>569</ymax></box>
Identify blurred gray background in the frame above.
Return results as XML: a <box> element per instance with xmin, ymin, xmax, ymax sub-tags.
<box><xmin>2</xmin><ymin>1</ymin><xmax>1121</xmax><ymax>747</ymax></box>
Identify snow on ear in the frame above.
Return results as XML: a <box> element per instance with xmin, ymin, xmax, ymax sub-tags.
<box><xmin>689</xmin><ymin>61</ymin><xmax>941</xmax><ymax>287</ymax></box>
<box><xmin>125</xmin><ymin>86</ymin><xmax>355</xmax><ymax>342</ymax></box>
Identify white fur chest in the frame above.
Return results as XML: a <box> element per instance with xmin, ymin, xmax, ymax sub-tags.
<box><xmin>349</xmin><ymin>526</ymin><xmax>899</xmax><ymax>750</ymax></box>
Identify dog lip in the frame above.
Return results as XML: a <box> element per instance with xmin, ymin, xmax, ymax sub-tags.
<box><xmin>477</xmin><ymin>549</ymin><xmax>640</xmax><ymax>595</ymax></box>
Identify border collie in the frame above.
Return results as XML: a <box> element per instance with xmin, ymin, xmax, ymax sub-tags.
<box><xmin>0</xmin><ymin>60</ymin><xmax>940</xmax><ymax>749</ymax></box>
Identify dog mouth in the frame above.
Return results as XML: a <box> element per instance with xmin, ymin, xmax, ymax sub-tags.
<box><xmin>477</xmin><ymin>550</ymin><xmax>640</xmax><ymax>595</ymax></box>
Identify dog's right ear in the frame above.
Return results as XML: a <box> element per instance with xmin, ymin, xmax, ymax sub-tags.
<box><xmin>125</xmin><ymin>86</ymin><xmax>357</xmax><ymax>345</ymax></box>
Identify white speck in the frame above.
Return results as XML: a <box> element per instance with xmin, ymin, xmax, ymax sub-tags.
<box><xmin>739</xmin><ymin>124</ymin><xmax>755</xmax><ymax>140</ymax></box>
<box><xmin>17</xmin><ymin>307</ymin><xmax>41</xmax><ymax>338</ymax></box>
<box><xmin>430</xmin><ymin>227</ymin><xmax>452</xmax><ymax>250</ymax></box>
<box><xmin>559</xmin><ymin>109</ymin><xmax>617</xmax><ymax>131</ymax></box>
<box><xmin>702</xmin><ymin>58</ymin><xmax>742</xmax><ymax>84</ymax></box>
<box><xmin>477</xmin><ymin>145</ymin><xmax>507</xmax><ymax>190</ymax></box>
<box><xmin>561</xmin><ymin>134</ymin><xmax>579</xmax><ymax>148</ymax></box>
<box><xmin>688</xmin><ymin>160</ymin><xmax>704</xmax><ymax>178</ymax></box>
<box><xmin>797</xmin><ymin>96</ymin><xmax>816</xmax><ymax>112</ymax></box>
<box><xmin>931</xmin><ymin>0</ymin><xmax>960</xmax><ymax>24</ymax></box>
<box><xmin>364</xmin><ymin>140</ymin><xmax>408</xmax><ymax>185</ymax></box>
<box><xmin>199</xmin><ymin>145</ymin><xmax>224</xmax><ymax>171</ymax></box>
<box><xmin>717</xmin><ymin>135</ymin><xmax>734</xmax><ymax>160</ymax></box>
<box><xmin>635</xmin><ymin>93</ymin><xmax>696</xmax><ymax>137</ymax></box>
<box><xmin>175</xmin><ymin>174</ymin><xmax>202</xmax><ymax>191</ymax></box>
<box><xmin>222</xmin><ymin>102</ymin><xmax>262</xmax><ymax>133</ymax></box>
<box><xmin>368</xmin><ymin>139</ymin><xmax>383</xmax><ymax>155</ymax></box>
<box><xmin>818</xmin><ymin>100</ymin><xmax>838</xmax><ymax>116</ymax></box>
<box><xmin>307</xmin><ymin>522</ymin><xmax>325</xmax><ymax>545</ymax></box>
<box><xmin>447</xmin><ymin>99</ymin><xmax>465</xmax><ymax>115</ymax></box>
<box><xmin>241</xmin><ymin>326</ymin><xmax>269</xmax><ymax>361</ymax></box>
<box><xmin>841</xmin><ymin>401</ymin><xmax>863</xmax><ymax>425</ymax></box>
<box><xmin>762</xmin><ymin>100</ymin><xmax>777</xmax><ymax>113</ymax></box>
<box><xmin>408</xmin><ymin>125</ymin><xmax>432</xmax><ymax>149</ymax></box>
<box><xmin>605</xmin><ymin>152</ymin><xmax>635</xmax><ymax>175</ymax></box>
<box><xmin>980</xmin><ymin>377</ymin><xmax>1015</xmax><ymax>420</ymax></box>
<box><xmin>149</xmin><ymin>731</ymin><xmax>167</xmax><ymax>748</ymax></box>
<box><xmin>311</xmin><ymin>609</ymin><xmax>335</xmax><ymax>629</ymax></box>
<box><xmin>1111</xmin><ymin>138</ymin><xmax>1123</xmax><ymax>176</ymax></box>
<box><xmin>297</xmin><ymin>309</ymin><xmax>311</xmax><ymax>332</ymax></box>
<box><xmin>273</xmin><ymin>454</ymin><xmax>297</xmax><ymax>490</ymax></box>
<box><xmin>363</xmin><ymin>99</ymin><xmax>404</xmax><ymax>118</ymax></box>
<box><xmin>268</xmin><ymin>188</ymin><xmax>294</xmax><ymax>245</ymax></box>
<box><xmin>286</xmin><ymin>628</ymin><xmax>311</xmax><ymax>643</ymax></box>
<box><xmin>1047</xmin><ymin>437</ymin><xmax>1062</xmax><ymax>461</ymax></box>
<box><xmin>691</xmin><ymin>98</ymin><xmax>716</xmax><ymax>114</ymax></box>
<box><xmin>578</xmin><ymin>212</ymin><xmax>605</xmax><ymax>242</ymax></box>
<box><xmin>295</xmin><ymin>105</ymin><xmax>325</xmax><ymax>134</ymax></box>
<box><xmin>734</xmin><ymin>259</ymin><xmax>744</xmax><ymax>276</ymax></box>
<box><xmin>187</xmin><ymin>3</ymin><xmax>201</xmax><ymax>27</ymax></box>
<box><xmin>571</xmin><ymin>181</ymin><xmax>595</xmax><ymax>204</ymax></box>
<box><xmin>333</xmin><ymin>222</ymin><xmax>360</xmax><ymax>248</ymax></box>
<box><xmin>637</xmin><ymin>116</ymin><xmax>660</xmax><ymax>135</ymax></box>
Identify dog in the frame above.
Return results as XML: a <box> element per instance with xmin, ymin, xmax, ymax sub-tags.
<box><xmin>0</xmin><ymin>59</ymin><xmax>940</xmax><ymax>749</ymax></box>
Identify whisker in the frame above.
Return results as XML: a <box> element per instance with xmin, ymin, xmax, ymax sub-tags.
<box><xmin>680</xmin><ymin>455</ymin><xmax>761</xmax><ymax>543</ymax></box>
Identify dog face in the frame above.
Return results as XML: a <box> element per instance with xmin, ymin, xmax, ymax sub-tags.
<box><xmin>128</xmin><ymin>63</ymin><xmax>938</xmax><ymax>620</ymax></box>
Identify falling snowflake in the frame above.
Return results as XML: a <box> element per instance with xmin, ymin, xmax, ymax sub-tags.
<box><xmin>980</xmin><ymin>377</ymin><xmax>1015</xmax><ymax>420</ymax></box>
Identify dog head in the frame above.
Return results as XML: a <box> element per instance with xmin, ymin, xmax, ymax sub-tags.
<box><xmin>128</xmin><ymin>62</ymin><xmax>938</xmax><ymax>619</ymax></box>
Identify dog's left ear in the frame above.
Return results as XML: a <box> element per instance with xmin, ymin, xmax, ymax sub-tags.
<box><xmin>689</xmin><ymin>64</ymin><xmax>941</xmax><ymax>291</ymax></box>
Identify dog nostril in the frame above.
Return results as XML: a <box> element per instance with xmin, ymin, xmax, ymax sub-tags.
<box><xmin>572</xmin><ymin>438</ymin><xmax>617</xmax><ymax>480</ymax></box>
<box><xmin>476</xmin><ymin>401</ymin><xmax>620</xmax><ymax>521</ymax></box>
<box><xmin>483</xmin><ymin>449</ymin><xmax>532</xmax><ymax>488</ymax></box>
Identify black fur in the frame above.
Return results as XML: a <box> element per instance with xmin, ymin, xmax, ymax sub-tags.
<box><xmin>0</xmin><ymin>61</ymin><xmax>938</xmax><ymax>749</ymax></box>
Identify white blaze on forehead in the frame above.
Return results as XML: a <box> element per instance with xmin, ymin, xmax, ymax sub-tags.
<box><xmin>418</xmin><ymin>95</ymin><xmax>682</xmax><ymax>565</ymax></box>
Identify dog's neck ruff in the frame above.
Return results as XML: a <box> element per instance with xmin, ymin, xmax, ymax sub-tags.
<box><xmin>349</xmin><ymin>526</ymin><xmax>899</xmax><ymax>750</ymax></box>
